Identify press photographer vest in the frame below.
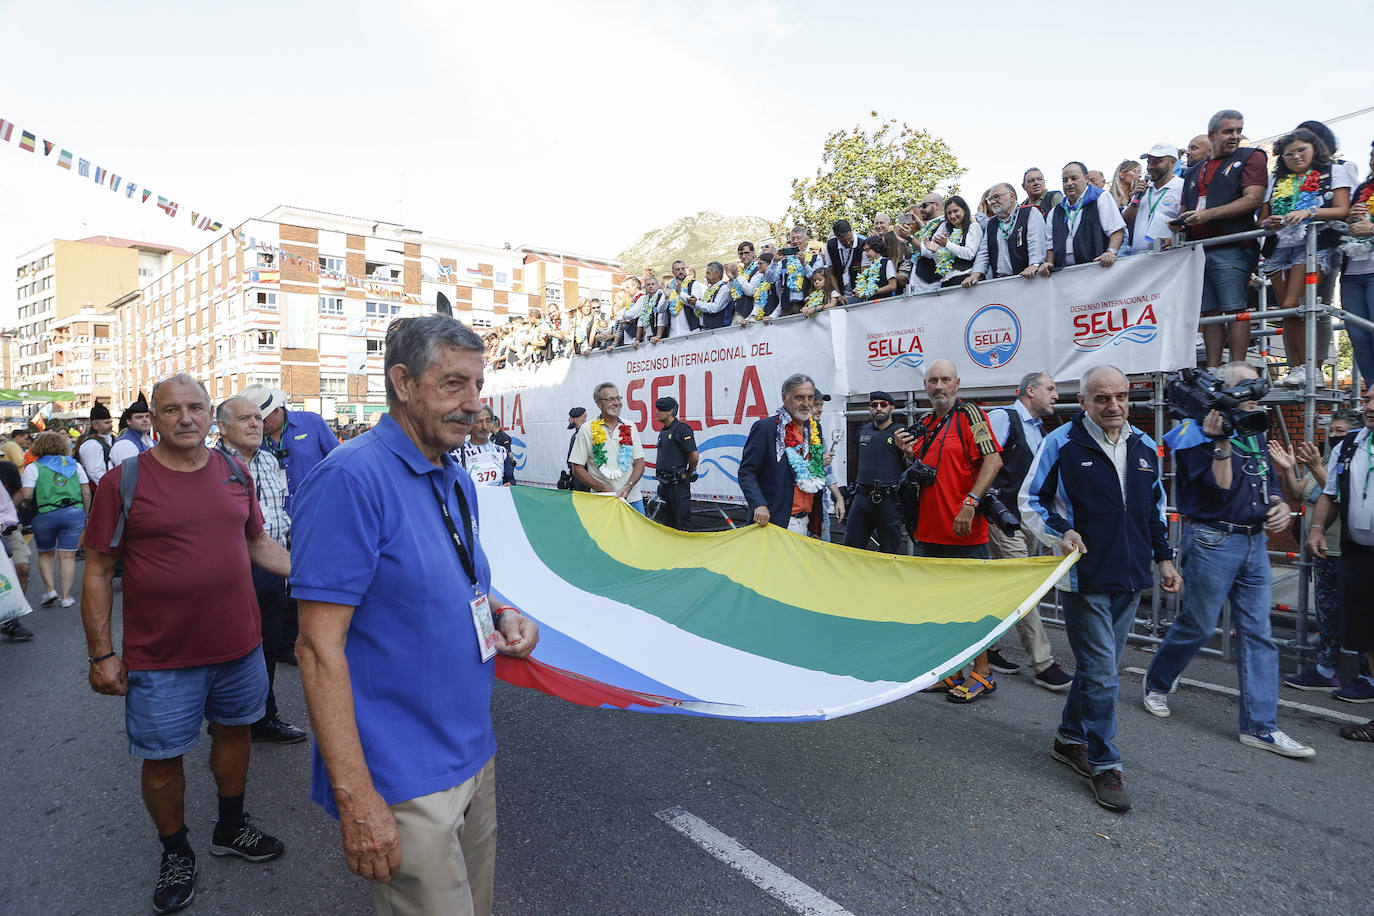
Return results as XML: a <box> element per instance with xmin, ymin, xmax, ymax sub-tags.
<box><xmin>985</xmin><ymin>208</ymin><xmax>1034</xmax><ymax>277</ymax></box>
<box><xmin>991</xmin><ymin>407</ymin><xmax>1032</xmax><ymax>496</ymax></box>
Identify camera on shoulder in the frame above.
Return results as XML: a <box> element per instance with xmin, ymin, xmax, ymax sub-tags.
<box><xmin>1165</xmin><ymin>367</ymin><xmax>1269</xmax><ymax>439</ymax></box>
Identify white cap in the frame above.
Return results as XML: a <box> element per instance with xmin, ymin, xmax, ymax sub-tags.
<box><xmin>1140</xmin><ymin>142</ymin><xmax>1178</xmax><ymax>160</ymax></box>
<box><xmin>238</xmin><ymin>384</ymin><xmax>287</xmax><ymax>418</ymax></box>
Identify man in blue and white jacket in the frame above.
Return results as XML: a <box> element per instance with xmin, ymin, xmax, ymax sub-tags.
<box><xmin>1019</xmin><ymin>364</ymin><xmax>1180</xmax><ymax>814</ymax></box>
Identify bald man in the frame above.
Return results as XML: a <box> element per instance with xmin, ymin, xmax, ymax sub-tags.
<box><xmin>1020</xmin><ymin>365</ymin><xmax>1180</xmax><ymax>813</ymax></box>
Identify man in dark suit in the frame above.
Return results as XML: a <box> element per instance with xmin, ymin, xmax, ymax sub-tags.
<box><xmin>826</xmin><ymin>219</ymin><xmax>865</xmax><ymax>296</ymax></box>
<box><xmin>738</xmin><ymin>373</ymin><xmax>823</xmax><ymax>536</ymax></box>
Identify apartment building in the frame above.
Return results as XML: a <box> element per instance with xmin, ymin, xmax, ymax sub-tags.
<box><xmin>113</xmin><ymin>205</ymin><xmax>624</xmax><ymax>422</ymax></box>
<box><xmin>12</xmin><ymin>236</ymin><xmax>187</xmax><ymax>411</ymax></box>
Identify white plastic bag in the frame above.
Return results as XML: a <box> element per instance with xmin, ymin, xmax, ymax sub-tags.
<box><xmin>0</xmin><ymin>546</ymin><xmax>34</xmax><ymax>624</ymax></box>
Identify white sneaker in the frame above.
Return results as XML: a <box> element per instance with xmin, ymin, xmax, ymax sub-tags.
<box><xmin>1239</xmin><ymin>729</ymin><xmax>1315</xmax><ymax>758</ymax></box>
<box><xmin>39</xmin><ymin>590</ymin><xmax>59</xmax><ymax>607</ymax></box>
<box><xmin>1142</xmin><ymin>683</ymin><xmax>1171</xmax><ymax>718</ymax></box>
<box><xmin>59</xmin><ymin>596</ymin><xmax>76</xmax><ymax>608</ymax></box>
<box><xmin>1281</xmin><ymin>366</ymin><xmax>1307</xmax><ymax>388</ymax></box>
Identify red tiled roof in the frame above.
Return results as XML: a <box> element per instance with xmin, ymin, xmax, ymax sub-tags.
<box><xmin>72</xmin><ymin>236</ymin><xmax>191</xmax><ymax>255</ymax></box>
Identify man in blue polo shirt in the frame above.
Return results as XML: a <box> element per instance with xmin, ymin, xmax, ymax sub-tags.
<box><xmin>292</xmin><ymin>315</ymin><xmax>539</xmax><ymax>915</ymax></box>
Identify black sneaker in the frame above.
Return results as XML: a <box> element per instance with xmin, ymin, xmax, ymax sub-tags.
<box><xmin>986</xmin><ymin>648</ymin><xmax>1020</xmax><ymax>675</ymax></box>
<box><xmin>152</xmin><ymin>850</ymin><xmax>196</xmax><ymax>913</ymax></box>
<box><xmin>1089</xmin><ymin>770</ymin><xmax>1132</xmax><ymax>812</ymax></box>
<box><xmin>251</xmin><ymin>715</ymin><xmax>308</xmax><ymax>744</ymax></box>
<box><xmin>1051</xmin><ymin>739</ymin><xmax>1092</xmax><ymax>778</ymax></box>
<box><xmin>0</xmin><ymin>619</ymin><xmax>34</xmax><ymax>642</ymax></box>
<box><xmin>210</xmin><ymin>816</ymin><xmax>285</xmax><ymax>863</ymax></box>
<box><xmin>1034</xmin><ymin>663</ymin><xmax>1073</xmax><ymax>692</ymax></box>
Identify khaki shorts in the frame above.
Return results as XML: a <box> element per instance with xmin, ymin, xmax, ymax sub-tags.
<box><xmin>5</xmin><ymin>527</ymin><xmax>29</xmax><ymax>566</ymax></box>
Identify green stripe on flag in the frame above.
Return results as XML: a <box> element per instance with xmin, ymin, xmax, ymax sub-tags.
<box><xmin>509</xmin><ymin>488</ymin><xmax>1002</xmax><ymax>683</ymax></box>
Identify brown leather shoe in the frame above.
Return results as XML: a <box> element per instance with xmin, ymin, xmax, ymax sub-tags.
<box><xmin>1090</xmin><ymin>769</ymin><xmax>1131</xmax><ymax>812</ymax></box>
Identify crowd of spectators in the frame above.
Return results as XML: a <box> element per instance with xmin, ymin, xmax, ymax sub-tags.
<box><xmin>485</xmin><ymin>110</ymin><xmax>1374</xmax><ymax>388</ymax></box>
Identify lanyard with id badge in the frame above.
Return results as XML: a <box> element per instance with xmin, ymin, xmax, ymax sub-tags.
<box><xmin>430</xmin><ymin>476</ymin><xmax>498</xmax><ymax>663</ymax></box>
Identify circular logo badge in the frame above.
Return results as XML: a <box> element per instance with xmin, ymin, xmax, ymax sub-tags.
<box><xmin>963</xmin><ymin>304</ymin><xmax>1021</xmax><ymax>370</ymax></box>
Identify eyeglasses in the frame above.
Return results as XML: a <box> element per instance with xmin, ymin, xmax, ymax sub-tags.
<box><xmin>870</xmin><ymin>400</ymin><xmax>890</xmax><ymax>408</ymax></box>
<box><xmin>986</xmin><ymin>192</ymin><xmax>1008</xmax><ymax>202</ymax></box>
<box><xmin>1281</xmin><ymin>146</ymin><xmax>1313</xmax><ymax>160</ymax></box>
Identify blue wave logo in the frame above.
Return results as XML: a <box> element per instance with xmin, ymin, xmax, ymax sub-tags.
<box><xmin>647</xmin><ymin>432</ymin><xmax>746</xmax><ymax>485</ymax></box>
<box><xmin>1072</xmin><ymin>324</ymin><xmax>1158</xmax><ymax>352</ymax></box>
<box><xmin>509</xmin><ymin>435</ymin><xmax>527</xmax><ymax>471</ymax></box>
<box><xmin>867</xmin><ymin>352</ymin><xmax>926</xmax><ymax>372</ymax></box>
<box><xmin>964</xmin><ymin>304</ymin><xmax>1021</xmax><ymax>370</ymax></box>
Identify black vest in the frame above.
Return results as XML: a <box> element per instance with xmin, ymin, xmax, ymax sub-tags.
<box><xmin>1182</xmin><ymin>148</ymin><xmax>1262</xmax><ymax>240</ymax></box>
<box><xmin>991</xmin><ymin>406</ymin><xmax>1033</xmax><ymax>496</ymax></box>
<box><xmin>985</xmin><ymin>208</ymin><xmax>1034</xmax><ymax>278</ymax></box>
<box><xmin>827</xmin><ymin>237</ymin><xmax>864</xmax><ymax>292</ymax></box>
<box><xmin>854</xmin><ymin>421</ymin><xmax>907</xmax><ymax>486</ymax></box>
<box><xmin>912</xmin><ymin>219</ymin><xmax>945</xmax><ymax>284</ymax></box>
<box><xmin>1051</xmin><ymin>192</ymin><xmax>1109</xmax><ymax>269</ymax></box>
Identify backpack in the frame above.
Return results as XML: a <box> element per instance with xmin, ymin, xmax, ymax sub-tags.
<box><xmin>34</xmin><ymin>459</ymin><xmax>82</xmax><ymax>513</ymax></box>
<box><xmin>108</xmin><ymin>449</ymin><xmax>248</xmax><ymax>549</ymax></box>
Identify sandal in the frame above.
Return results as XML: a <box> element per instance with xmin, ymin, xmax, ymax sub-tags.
<box><xmin>947</xmin><ymin>671</ymin><xmax>996</xmax><ymax>704</ymax></box>
<box><xmin>926</xmin><ymin>675</ymin><xmax>963</xmax><ymax>693</ymax></box>
<box><xmin>1339</xmin><ymin>719</ymin><xmax>1374</xmax><ymax>742</ymax></box>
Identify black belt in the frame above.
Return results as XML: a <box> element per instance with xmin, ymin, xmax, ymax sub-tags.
<box><xmin>790</xmin><ymin>511</ymin><xmax>811</xmax><ymax>519</ymax></box>
<box><xmin>1197</xmin><ymin>519</ymin><xmax>1264</xmax><ymax>536</ymax></box>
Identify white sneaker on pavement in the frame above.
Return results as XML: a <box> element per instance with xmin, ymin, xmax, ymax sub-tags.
<box><xmin>59</xmin><ymin>596</ymin><xmax>76</xmax><ymax>608</ymax></box>
<box><xmin>1142</xmin><ymin>682</ymin><xmax>1171</xmax><ymax>718</ymax></box>
<box><xmin>39</xmin><ymin>590</ymin><xmax>59</xmax><ymax>607</ymax></box>
<box><xmin>1239</xmin><ymin>729</ymin><xmax>1315</xmax><ymax>758</ymax></box>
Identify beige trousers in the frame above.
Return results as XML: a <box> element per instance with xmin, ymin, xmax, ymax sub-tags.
<box><xmin>986</xmin><ymin>524</ymin><xmax>1054</xmax><ymax>672</ymax></box>
<box><xmin>370</xmin><ymin>757</ymin><xmax>498</xmax><ymax>916</ymax></box>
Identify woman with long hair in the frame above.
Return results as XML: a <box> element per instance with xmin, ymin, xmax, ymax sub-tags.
<box><xmin>15</xmin><ymin>430</ymin><xmax>90</xmax><ymax>608</ymax></box>
<box><xmin>1260</xmin><ymin>128</ymin><xmax>1352</xmax><ymax>386</ymax></box>
<box><xmin>1339</xmin><ymin>141</ymin><xmax>1374</xmax><ymax>382</ymax></box>
<box><xmin>928</xmin><ymin>195</ymin><xmax>982</xmax><ymax>288</ymax></box>
<box><xmin>1109</xmin><ymin>159</ymin><xmax>1142</xmax><ymax>210</ymax></box>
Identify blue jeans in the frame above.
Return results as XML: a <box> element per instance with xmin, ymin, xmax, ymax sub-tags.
<box><xmin>1146</xmin><ymin>522</ymin><xmax>1278</xmax><ymax>735</ymax></box>
<box><xmin>1200</xmin><ymin>246</ymin><xmax>1257</xmax><ymax>314</ymax></box>
<box><xmin>124</xmin><ymin>647</ymin><xmax>268</xmax><ymax>759</ymax></box>
<box><xmin>1340</xmin><ymin>271</ymin><xmax>1374</xmax><ymax>384</ymax></box>
<box><xmin>1059</xmin><ymin>590</ymin><xmax>1141</xmax><ymax>774</ymax></box>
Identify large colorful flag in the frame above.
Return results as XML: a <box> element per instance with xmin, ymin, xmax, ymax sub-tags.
<box><xmin>479</xmin><ymin>488</ymin><xmax>1076</xmax><ymax>721</ymax></box>
<box><xmin>19</xmin><ymin>131</ymin><xmax>35</xmax><ymax>152</ymax></box>
<box><xmin>0</xmin><ymin>120</ymin><xmax>13</xmax><ymax>142</ymax></box>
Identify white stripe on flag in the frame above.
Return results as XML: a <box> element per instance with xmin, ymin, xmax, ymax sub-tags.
<box><xmin>655</xmin><ymin>807</ymin><xmax>854</xmax><ymax>916</ymax></box>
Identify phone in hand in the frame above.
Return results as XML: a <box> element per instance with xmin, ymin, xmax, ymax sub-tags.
<box><xmin>779</xmin><ymin>246</ymin><xmax>800</xmax><ymax>257</ymax></box>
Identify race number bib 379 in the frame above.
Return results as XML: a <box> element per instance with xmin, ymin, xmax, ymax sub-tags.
<box><xmin>470</xmin><ymin>463</ymin><xmax>502</xmax><ymax>486</ymax></box>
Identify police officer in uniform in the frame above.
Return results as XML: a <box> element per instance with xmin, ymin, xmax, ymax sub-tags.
<box><xmin>654</xmin><ymin>396</ymin><xmax>698</xmax><ymax>530</ymax></box>
<box><xmin>843</xmin><ymin>390</ymin><xmax>909</xmax><ymax>553</ymax></box>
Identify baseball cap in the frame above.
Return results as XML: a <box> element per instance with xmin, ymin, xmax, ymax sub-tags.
<box><xmin>655</xmin><ymin>396</ymin><xmax>678</xmax><ymax>412</ymax></box>
<box><xmin>1140</xmin><ymin>142</ymin><xmax>1178</xmax><ymax>160</ymax></box>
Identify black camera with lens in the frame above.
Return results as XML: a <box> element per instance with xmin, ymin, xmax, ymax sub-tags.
<box><xmin>978</xmin><ymin>488</ymin><xmax>1020</xmax><ymax>535</ymax></box>
<box><xmin>1165</xmin><ymin>367</ymin><xmax>1270</xmax><ymax>439</ymax></box>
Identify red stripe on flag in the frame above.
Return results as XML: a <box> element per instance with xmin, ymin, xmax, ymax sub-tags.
<box><xmin>494</xmin><ymin>654</ymin><xmax>677</xmax><ymax>710</ymax></box>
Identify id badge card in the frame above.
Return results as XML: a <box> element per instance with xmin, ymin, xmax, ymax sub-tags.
<box><xmin>470</xmin><ymin>592</ymin><xmax>498</xmax><ymax>662</ymax></box>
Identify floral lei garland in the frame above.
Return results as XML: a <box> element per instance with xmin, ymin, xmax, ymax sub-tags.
<box><xmin>1270</xmin><ymin>169</ymin><xmax>1322</xmax><ymax>217</ymax></box>
<box><xmin>589</xmin><ymin>417</ymin><xmax>634</xmax><ymax>479</ymax></box>
<box><xmin>698</xmin><ymin>280</ymin><xmax>725</xmax><ymax>315</ymax></box>
<box><xmin>773</xmin><ymin>407</ymin><xmax>825</xmax><ymax>492</ymax></box>
<box><xmin>855</xmin><ymin>258</ymin><xmax>885</xmax><ymax>298</ymax></box>
<box><xmin>638</xmin><ymin>291</ymin><xmax>660</xmax><ymax>329</ymax></box>
<box><xmin>934</xmin><ymin>227</ymin><xmax>965</xmax><ymax>276</ymax></box>
<box><xmin>783</xmin><ymin>256</ymin><xmax>805</xmax><ymax>293</ymax></box>
<box><xmin>750</xmin><ymin>277</ymin><xmax>774</xmax><ymax>319</ymax></box>
<box><xmin>667</xmin><ymin>281</ymin><xmax>686</xmax><ymax>315</ymax></box>
<box><xmin>731</xmin><ymin>261</ymin><xmax>760</xmax><ymax>301</ymax></box>
<box><xmin>802</xmin><ymin>289</ymin><xmax>825</xmax><ymax>313</ymax></box>
<box><xmin>1349</xmin><ymin>185</ymin><xmax>1374</xmax><ymax>251</ymax></box>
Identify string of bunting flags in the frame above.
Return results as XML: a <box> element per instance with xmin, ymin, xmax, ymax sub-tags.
<box><xmin>0</xmin><ymin>115</ymin><xmax>226</xmax><ymax>232</ymax></box>
<box><xmin>234</xmin><ymin>229</ymin><xmax>424</xmax><ymax>304</ymax></box>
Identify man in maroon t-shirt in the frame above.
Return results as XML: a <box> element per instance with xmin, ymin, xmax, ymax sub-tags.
<box><xmin>81</xmin><ymin>374</ymin><xmax>292</xmax><ymax>914</ymax></box>
<box><xmin>896</xmin><ymin>358</ymin><xmax>1003</xmax><ymax>704</ymax></box>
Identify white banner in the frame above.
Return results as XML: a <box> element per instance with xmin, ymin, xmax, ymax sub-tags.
<box><xmin>845</xmin><ymin>244</ymin><xmax>1203</xmax><ymax>390</ymax></box>
<box><xmin>482</xmin><ymin>318</ymin><xmax>843</xmax><ymax>499</ymax></box>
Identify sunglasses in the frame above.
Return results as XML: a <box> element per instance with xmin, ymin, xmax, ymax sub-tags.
<box><xmin>870</xmin><ymin>400</ymin><xmax>890</xmax><ymax>408</ymax></box>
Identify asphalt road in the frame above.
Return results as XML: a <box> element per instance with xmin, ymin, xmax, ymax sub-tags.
<box><xmin>2</xmin><ymin>566</ymin><xmax>1370</xmax><ymax>916</ymax></box>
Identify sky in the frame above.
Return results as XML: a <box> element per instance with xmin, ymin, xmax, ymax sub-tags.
<box><xmin>2</xmin><ymin>0</ymin><xmax>1373</xmax><ymax>326</ymax></box>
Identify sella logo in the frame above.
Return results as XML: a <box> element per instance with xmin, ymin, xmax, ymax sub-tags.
<box><xmin>963</xmin><ymin>304</ymin><xmax>1021</xmax><ymax>370</ymax></box>
<box><xmin>1071</xmin><ymin>299</ymin><xmax>1159</xmax><ymax>351</ymax></box>
<box><xmin>866</xmin><ymin>328</ymin><xmax>925</xmax><ymax>371</ymax></box>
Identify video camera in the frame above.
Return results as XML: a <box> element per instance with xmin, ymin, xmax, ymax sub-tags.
<box><xmin>1165</xmin><ymin>367</ymin><xmax>1270</xmax><ymax>439</ymax></box>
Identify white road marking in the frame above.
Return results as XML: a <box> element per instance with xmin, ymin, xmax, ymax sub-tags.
<box><xmin>654</xmin><ymin>806</ymin><xmax>854</xmax><ymax>916</ymax></box>
<box><xmin>1123</xmin><ymin>667</ymin><xmax>1369</xmax><ymax>724</ymax></box>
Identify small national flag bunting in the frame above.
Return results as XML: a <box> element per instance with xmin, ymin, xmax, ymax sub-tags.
<box><xmin>93</xmin><ymin>166</ymin><xmax>106</xmax><ymax>184</ymax></box>
<box><xmin>125</xmin><ymin>181</ymin><xmax>138</xmax><ymax>199</ymax></box>
<box><xmin>141</xmin><ymin>189</ymin><xmax>152</xmax><ymax>203</ymax></box>
<box><xmin>57</xmin><ymin>149</ymin><xmax>72</xmax><ymax>170</ymax></box>
<box><xmin>19</xmin><ymin>131</ymin><xmax>36</xmax><ymax>152</ymax></box>
<box><xmin>78</xmin><ymin>158</ymin><xmax>90</xmax><ymax>177</ymax></box>
<box><xmin>42</xmin><ymin>140</ymin><xmax>54</xmax><ymax>156</ymax></box>
<box><xmin>0</xmin><ymin>120</ymin><xmax>13</xmax><ymax>142</ymax></box>
<box><xmin>109</xmin><ymin>175</ymin><xmax>121</xmax><ymax>192</ymax></box>
<box><xmin>208</xmin><ymin>221</ymin><xmax>222</xmax><ymax>232</ymax></box>
<box><xmin>157</xmin><ymin>196</ymin><xmax>177</xmax><ymax>217</ymax></box>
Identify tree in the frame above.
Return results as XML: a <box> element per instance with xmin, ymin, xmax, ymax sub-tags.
<box><xmin>778</xmin><ymin>113</ymin><xmax>964</xmax><ymax>239</ymax></box>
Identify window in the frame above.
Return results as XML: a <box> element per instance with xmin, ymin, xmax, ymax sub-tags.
<box><xmin>255</xmin><ymin>252</ymin><xmax>275</xmax><ymax>269</ymax></box>
<box><xmin>470</xmin><ymin>316</ymin><xmax>493</xmax><ymax>328</ymax></box>
<box><xmin>366</xmin><ymin>338</ymin><xmax>384</xmax><ymax>354</ymax></box>
<box><xmin>139</xmin><ymin>266</ymin><xmax>153</xmax><ymax>278</ymax></box>
<box><xmin>365</xmin><ymin>300</ymin><xmax>400</xmax><ymax>316</ymax></box>
<box><xmin>319</xmin><ymin>256</ymin><xmax>344</xmax><ymax>274</ymax></box>
<box><xmin>250</xmin><ymin>374</ymin><xmax>279</xmax><ymax>389</ymax></box>
<box><xmin>320</xmin><ymin>375</ymin><xmax>347</xmax><ymax>395</ymax></box>
<box><xmin>319</xmin><ymin>296</ymin><xmax>344</xmax><ymax>315</ymax></box>
<box><xmin>495</xmin><ymin>271</ymin><xmax>509</xmax><ymax>284</ymax></box>
<box><xmin>254</xmin><ymin>330</ymin><xmax>277</xmax><ymax>350</ymax></box>
<box><xmin>255</xmin><ymin>291</ymin><xmax>278</xmax><ymax>309</ymax></box>
<box><xmin>365</xmin><ymin>262</ymin><xmax>401</xmax><ymax>283</ymax></box>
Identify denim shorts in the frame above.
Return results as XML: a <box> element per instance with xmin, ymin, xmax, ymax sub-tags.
<box><xmin>125</xmin><ymin>647</ymin><xmax>268</xmax><ymax>759</ymax></box>
<box><xmin>1264</xmin><ymin>244</ymin><xmax>1330</xmax><ymax>275</ymax></box>
<box><xmin>1200</xmin><ymin>246</ymin><xmax>1258</xmax><ymax>314</ymax></box>
<box><xmin>30</xmin><ymin>504</ymin><xmax>85</xmax><ymax>552</ymax></box>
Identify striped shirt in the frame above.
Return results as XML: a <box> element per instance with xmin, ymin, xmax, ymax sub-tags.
<box><xmin>219</xmin><ymin>441</ymin><xmax>290</xmax><ymax>546</ymax></box>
